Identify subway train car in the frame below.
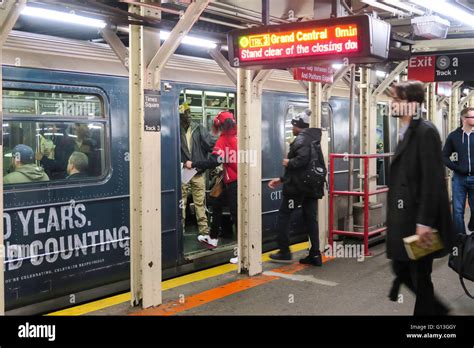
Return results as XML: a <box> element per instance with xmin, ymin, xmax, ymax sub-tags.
<box><xmin>1</xmin><ymin>31</ymin><xmax>393</xmax><ymax>314</ymax></box>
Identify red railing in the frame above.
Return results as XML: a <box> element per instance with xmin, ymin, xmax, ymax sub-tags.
<box><xmin>328</xmin><ymin>153</ymin><xmax>392</xmax><ymax>256</ymax></box>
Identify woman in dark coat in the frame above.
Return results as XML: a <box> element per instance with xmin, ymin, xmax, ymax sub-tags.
<box><xmin>387</xmin><ymin>80</ymin><xmax>455</xmax><ymax>316</ymax></box>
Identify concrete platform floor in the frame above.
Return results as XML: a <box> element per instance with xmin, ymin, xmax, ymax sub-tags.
<box><xmin>85</xmin><ymin>241</ymin><xmax>474</xmax><ymax>316</ymax></box>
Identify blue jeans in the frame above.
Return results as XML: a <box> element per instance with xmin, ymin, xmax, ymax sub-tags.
<box><xmin>452</xmin><ymin>173</ymin><xmax>474</xmax><ymax>235</ymax></box>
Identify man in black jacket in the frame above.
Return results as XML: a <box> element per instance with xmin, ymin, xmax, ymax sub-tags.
<box><xmin>180</xmin><ymin>103</ymin><xmax>215</xmax><ymax>236</ymax></box>
<box><xmin>268</xmin><ymin>109</ymin><xmax>323</xmax><ymax>266</ymax></box>
<box><xmin>387</xmin><ymin>81</ymin><xmax>454</xmax><ymax>315</ymax></box>
<box><xmin>443</xmin><ymin>107</ymin><xmax>474</xmax><ymax>235</ymax></box>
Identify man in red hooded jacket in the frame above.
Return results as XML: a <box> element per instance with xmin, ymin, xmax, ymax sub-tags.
<box><xmin>185</xmin><ymin>111</ymin><xmax>237</xmax><ymax>251</ymax></box>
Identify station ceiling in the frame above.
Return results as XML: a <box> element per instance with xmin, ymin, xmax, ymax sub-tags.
<box><xmin>12</xmin><ymin>0</ymin><xmax>474</xmax><ymax>59</ymax></box>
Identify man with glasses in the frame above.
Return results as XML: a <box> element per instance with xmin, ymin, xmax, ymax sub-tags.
<box><xmin>443</xmin><ymin>107</ymin><xmax>474</xmax><ymax>235</ymax></box>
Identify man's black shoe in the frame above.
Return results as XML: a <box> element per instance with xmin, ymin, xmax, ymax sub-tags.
<box><xmin>299</xmin><ymin>254</ymin><xmax>322</xmax><ymax>266</ymax></box>
<box><xmin>269</xmin><ymin>251</ymin><xmax>292</xmax><ymax>263</ymax></box>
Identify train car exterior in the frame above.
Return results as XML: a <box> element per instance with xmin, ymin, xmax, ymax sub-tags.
<box><xmin>2</xmin><ymin>31</ymin><xmax>389</xmax><ymax>314</ymax></box>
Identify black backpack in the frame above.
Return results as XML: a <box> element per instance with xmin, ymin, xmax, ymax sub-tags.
<box><xmin>449</xmin><ymin>233</ymin><xmax>474</xmax><ymax>298</ymax></box>
<box><xmin>298</xmin><ymin>140</ymin><xmax>327</xmax><ymax>198</ymax></box>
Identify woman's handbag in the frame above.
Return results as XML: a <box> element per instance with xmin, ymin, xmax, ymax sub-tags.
<box><xmin>449</xmin><ymin>233</ymin><xmax>474</xmax><ymax>298</ymax></box>
<box><xmin>209</xmin><ymin>173</ymin><xmax>224</xmax><ymax>198</ymax></box>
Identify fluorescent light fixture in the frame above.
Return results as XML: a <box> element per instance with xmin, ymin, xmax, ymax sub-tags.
<box><xmin>21</xmin><ymin>6</ymin><xmax>106</xmax><ymax>28</ymax></box>
<box><xmin>43</xmin><ymin>133</ymin><xmax>64</xmax><ymax>136</ymax></box>
<box><xmin>382</xmin><ymin>0</ymin><xmax>425</xmax><ymax>15</ymax></box>
<box><xmin>185</xmin><ymin>89</ymin><xmax>203</xmax><ymax>95</ymax></box>
<box><xmin>361</xmin><ymin>0</ymin><xmax>407</xmax><ymax>16</ymax></box>
<box><xmin>160</xmin><ymin>30</ymin><xmax>217</xmax><ymax>49</ymax></box>
<box><xmin>376</xmin><ymin>70</ymin><xmax>387</xmax><ymax>78</ymax></box>
<box><xmin>409</xmin><ymin>0</ymin><xmax>474</xmax><ymax>27</ymax></box>
<box><xmin>332</xmin><ymin>63</ymin><xmax>343</xmax><ymax>70</ymax></box>
<box><xmin>411</xmin><ymin>15</ymin><xmax>450</xmax><ymax>39</ymax></box>
<box><xmin>206</xmin><ymin>92</ymin><xmax>227</xmax><ymax>97</ymax></box>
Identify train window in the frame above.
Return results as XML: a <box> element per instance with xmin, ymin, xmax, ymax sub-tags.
<box><xmin>3</xmin><ymin>90</ymin><xmax>103</xmax><ymax>118</ymax></box>
<box><xmin>182</xmin><ymin>89</ymin><xmax>204</xmax><ymax>125</ymax></box>
<box><xmin>180</xmin><ymin>89</ymin><xmax>236</xmax><ymax>131</ymax></box>
<box><xmin>3</xmin><ymin>121</ymin><xmax>106</xmax><ymax>184</ymax></box>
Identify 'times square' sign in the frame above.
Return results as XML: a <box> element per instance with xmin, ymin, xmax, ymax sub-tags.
<box><xmin>227</xmin><ymin>15</ymin><xmax>391</xmax><ymax>69</ymax></box>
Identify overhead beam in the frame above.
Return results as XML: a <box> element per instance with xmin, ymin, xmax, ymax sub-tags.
<box><xmin>0</xmin><ymin>0</ymin><xmax>26</xmax><ymax>47</ymax></box>
<box><xmin>323</xmin><ymin>64</ymin><xmax>353</xmax><ymax>100</ymax></box>
<box><xmin>460</xmin><ymin>90</ymin><xmax>474</xmax><ymax>109</ymax></box>
<box><xmin>372</xmin><ymin>61</ymin><xmax>408</xmax><ymax>98</ymax></box>
<box><xmin>100</xmin><ymin>26</ymin><xmax>129</xmax><ymax>70</ymax></box>
<box><xmin>287</xmin><ymin>68</ymin><xmax>308</xmax><ymax>91</ymax></box>
<box><xmin>413</xmin><ymin>38</ymin><xmax>474</xmax><ymax>53</ymax></box>
<box><xmin>438</xmin><ymin>82</ymin><xmax>464</xmax><ymax>107</ymax></box>
<box><xmin>147</xmin><ymin>0</ymin><xmax>210</xmax><ymax>72</ymax></box>
<box><xmin>252</xmin><ymin>69</ymin><xmax>272</xmax><ymax>95</ymax></box>
<box><xmin>208</xmin><ymin>47</ymin><xmax>237</xmax><ymax>85</ymax></box>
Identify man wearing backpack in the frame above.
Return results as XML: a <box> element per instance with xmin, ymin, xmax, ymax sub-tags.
<box><xmin>268</xmin><ymin>109</ymin><xmax>325</xmax><ymax>266</ymax></box>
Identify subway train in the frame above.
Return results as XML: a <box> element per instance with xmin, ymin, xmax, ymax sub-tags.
<box><xmin>1</xmin><ymin>30</ymin><xmax>395</xmax><ymax>314</ymax></box>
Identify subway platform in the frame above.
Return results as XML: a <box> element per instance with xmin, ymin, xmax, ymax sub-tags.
<box><xmin>48</xmin><ymin>241</ymin><xmax>474</xmax><ymax>316</ymax></box>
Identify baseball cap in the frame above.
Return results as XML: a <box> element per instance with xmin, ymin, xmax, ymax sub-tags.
<box><xmin>291</xmin><ymin>108</ymin><xmax>311</xmax><ymax>128</ymax></box>
<box><xmin>213</xmin><ymin>111</ymin><xmax>235</xmax><ymax>127</ymax></box>
<box><xmin>212</xmin><ymin>111</ymin><xmax>235</xmax><ymax>134</ymax></box>
<box><xmin>12</xmin><ymin>144</ymin><xmax>34</xmax><ymax>164</ymax></box>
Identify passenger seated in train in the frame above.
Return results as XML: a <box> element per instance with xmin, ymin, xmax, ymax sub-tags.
<box><xmin>66</xmin><ymin>151</ymin><xmax>89</xmax><ymax>179</ymax></box>
<box><xmin>37</xmin><ymin>123</ymin><xmax>98</xmax><ymax>179</ymax></box>
<box><xmin>184</xmin><ymin>111</ymin><xmax>237</xmax><ymax>251</ymax></box>
<box><xmin>4</xmin><ymin>144</ymin><xmax>49</xmax><ymax>184</ymax></box>
<box><xmin>179</xmin><ymin>102</ymin><xmax>215</xmax><ymax>236</ymax></box>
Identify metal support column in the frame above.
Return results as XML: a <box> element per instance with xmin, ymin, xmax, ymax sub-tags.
<box><xmin>469</xmin><ymin>92</ymin><xmax>474</xmax><ymax>108</ymax></box>
<box><xmin>129</xmin><ymin>1</ymin><xmax>163</xmax><ymax>309</ymax></box>
<box><xmin>0</xmin><ymin>0</ymin><xmax>26</xmax><ymax>316</ymax></box>
<box><xmin>237</xmin><ymin>68</ymin><xmax>271</xmax><ymax>276</ymax></box>
<box><xmin>347</xmin><ymin>64</ymin><xmax>356</xmax><ymax>229</ymax></box>
<box><xmin>309</xmin><ymin>82</ymin><xmax>322</xmax><ymax>126</ymax></box>
<box><xmin>309</xmin><ymin>81</ymin><xmax>328</xmax><ymax>253</ymax></box>
<box><xmin>426</xmin><ymin>83</ymin><xmax>437</xmax><ymax>123</ymax></box>
<box><xmin>129</xmin><ymin>0</ymin><xmax>209</xmax><ymax>308</ymax></box>
<box><xmin>360</xmin><ymin>67</ymin><xmax>377</xmax><ymax>202</ymax></box>
<box><xmin>450</xmin><ymin>84</ymin><xmax>461</xmax><ymax>133</ymax></box>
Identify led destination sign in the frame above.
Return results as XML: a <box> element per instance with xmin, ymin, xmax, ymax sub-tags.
<box><xmin>227</xmin><ymin>15</ymin><xmax>391</xmax><ymax>69</ymax></box>
<box><xmin>239</xmin><ymin>24</ymin><xmax>359</xmax><ymax>60</ymax></box>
